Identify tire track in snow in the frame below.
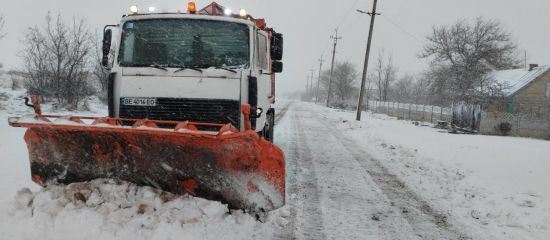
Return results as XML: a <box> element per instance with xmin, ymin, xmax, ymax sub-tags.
<box><xmin>274</xmin><ymin>104</ymin><xmax>327</xmax><ymax>240</ymax></box>
<box><xmin>278</xmin><ymin>105</ymin><xmax>418</xmax><ymax>240</ymax></box>
<box><xmin>318</xmin><ymin>115</ymin><xmax>471</xmax><ymax>240</ymax></box>
<box><xmin>289</xmin><ymin>105</ymin><xmax>418</xmax><ymax>240</ymax></box>
<box><xmin>275</xmin><ymin>102</ymin><xmax>291</xmax><ymax>124</ymax></box>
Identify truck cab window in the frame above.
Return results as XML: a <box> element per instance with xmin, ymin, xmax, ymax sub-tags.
<box><xmin>256</xmin><ymin>32</ymin><xmax>269</xmax><ymax>70</ymax></box>
<box><xmin>119</xmin><ymin>19</ymin><xmax>250</xmax><ymax>69</ymax></box>
<box><xmin>122</xmin><ymin>32</ymin><xmax>135</xmax><ymax>63</ymax></box>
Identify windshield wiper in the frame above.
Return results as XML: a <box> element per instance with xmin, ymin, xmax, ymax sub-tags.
<box><xmin>174</xmin><ymin>66</ymin><xmax>203</xmax><ymax>73</ymax></box>
<box><xmin>214</xmin><ymin>66</ymin><xmax>238</xmax><ymax>74</ymax></box>
<box><xmin>148</xmin><ymin>64</ymin><xmax>168</xmax><ymax>71</ymax></box>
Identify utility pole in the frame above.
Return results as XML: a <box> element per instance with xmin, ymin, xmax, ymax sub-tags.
<box><xmin>523</xmin><ymin>50</ymin><xmax>528</xmax><ymax>68</ymax></box>
<box><xmin>305</xmin><ymin>71</ymin><xmax>311</xmax><ymax>101</ymax></box>
<box><xmin>316</xmin><ymin>55</ymin><xmax>324</xmax><ymax>104</ymax></box>
<box><xmin>327</xmin><ymin>29</ymin><xmax>341</xmax><ymax>107</ymax></box>
<box><xmin>305</xmin><ymin>73</ymin><xmax>310</xmax><ymax>93</ymax></box>
<box><xmin>356</xmin><ymin>0</ymin><xmax>380</xmax><ymax>121</ymax></box>
<box><xmin>310</xmin><ymin>67</ymin><xmax>315</xmax><ymax>95</ymax></box>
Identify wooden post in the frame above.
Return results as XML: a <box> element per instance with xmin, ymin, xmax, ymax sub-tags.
<box><xmin>395</xmin><ymin>102</ymin><xmax>401</xmax><ymax>117</ymax></box>
<box><xmin>422</xmin><ymin>105</ymin><xmax>426</xmax><ymax>121</ymax></box>
<box><xmin>431</xmin><ymin>105</ymin><xmax>434</xmax><ymax>123</ymax></box>
<box><xmin>415</xmin><ymin>104</ymin><xmax>418</xmax><ymax>121</ymax></box>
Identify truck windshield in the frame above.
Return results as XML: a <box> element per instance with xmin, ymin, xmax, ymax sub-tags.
<box><xmin>119</xmin><ymin>19</ymin><xmax>250</xmax><ymax>69</ymax></box>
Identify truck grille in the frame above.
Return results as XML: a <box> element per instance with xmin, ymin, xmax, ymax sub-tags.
<box><xmin>119</xmin><ymin>98</ymin><xmax>241</xmax><ymax>127</ymax></box>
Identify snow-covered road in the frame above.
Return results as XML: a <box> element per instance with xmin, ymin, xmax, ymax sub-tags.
<box><xmin>275</xmin><ymin>101</ymin><xmax>550</xmax><ymax>240</ymax></box>
<box><xmin>275</xmin><ymin>102</ymin><xmax>469</xmax><ymax>240</ymax></box>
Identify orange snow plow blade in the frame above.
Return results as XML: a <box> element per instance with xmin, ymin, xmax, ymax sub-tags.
<box><xmin>9</xmin><ymin>100</ymin><xmax>285</xmax><ymax>212</ymax></box>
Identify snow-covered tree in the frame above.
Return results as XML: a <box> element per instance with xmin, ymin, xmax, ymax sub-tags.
<box><xmin>420</xmin><ymin>17</ymin><xmax>519</xmax><ymax>104</ymax></box>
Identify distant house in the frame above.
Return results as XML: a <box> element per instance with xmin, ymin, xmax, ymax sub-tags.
<box><xmin>480</xmin><ymin>64</ymin><xmax>550</xmax><ymax>139</ymax></box>
<box><xmin>488</xmin><ymin>64</ymin><xmax>550</xmax><ymax>113</ymax></box>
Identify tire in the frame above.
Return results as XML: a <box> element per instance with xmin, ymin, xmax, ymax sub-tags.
<box><xmin>261</xmin><ymin>109</ymin><xmax>275</xmax><ymax>143</ymax></box>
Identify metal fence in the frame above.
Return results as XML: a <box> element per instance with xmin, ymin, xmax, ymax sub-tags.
<box><xmin>368</xmin><ymin>100</ymin><xmax>550</xmax><ymax>139</ymax></box>
<box><xmin>479</xmin><ymin>105</ymin><xmax>550</xmax><ymax>140</ymax></box>
<box><xmin>367</xmin><ymin>100</ymin><xmax>453</xmax><ymax>123</ymax></box>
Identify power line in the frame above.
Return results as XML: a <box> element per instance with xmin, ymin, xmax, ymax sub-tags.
<box><xmin>316</xmin><ymin>0</ymin><xmax>359</xmax><ymax>66</ymax></box>
<box><xmin>381</xmin><ymin>14</ymin><xmax>424</xmax><ymax>45</ymax></box>
<box><xmin>336</xmin><ymin>0</ymin><xmax>361</xmax><ymax>29</ymax></box>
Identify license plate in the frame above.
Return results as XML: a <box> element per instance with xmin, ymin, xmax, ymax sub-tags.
<box><xmin>121</xmin><ymin>97</ymin><xmax>157</xmax><ymax>107</ymax></box>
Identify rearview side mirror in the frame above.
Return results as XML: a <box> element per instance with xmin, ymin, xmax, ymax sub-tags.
<box><xmin>102</xmin><ymin>29</ymin><xmax>112</xmax><ymax>68</ymax></box>
<box><xmin>271</xmin><ymin>33</ymin><xmax>283</xmax><ymax>61</ymax></box>
<box><xmin>272</xmin><ymin>61</ymin><xmax>283</xmax><ymax>73</ymax></box>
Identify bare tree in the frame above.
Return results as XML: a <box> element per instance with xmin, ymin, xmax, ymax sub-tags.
<box><xmin>20</xmin><ymin>13</ymin><xmax>95</xmax><ymax>108</ymax></box>
<box><xmin>389</xmin><ymin>74</ymin><xmax>415</xmax><ymax>103</ymax></box>
<box><xmin>0</xmin><ymin>14</ymin><xmax>6</xmax><ymax>40</ymax></box>
<box><xmin>332</xmin><ymin>62</ymin><xmax>358</xmax><ymax>101</ymax></box>
<box><xmin>0</xmin><ymin>14</ymin><xmax>5</xmax><ymax>80</ymax></box>
<box><xmin>317</xmin><ymin>61</ymin><xmax>359</xmax><ymax>108</ymax></box>
<box><xmin>92</xmin><ymin>32</ymin><xmax>112</xmax><ymax>102</ymax></box>
<box><xmin>420</xmin><ymin>17</ymin><xmax>519</xmax><ymax>104</ymax></box>
<box><xmin>372</xmin><ymin>50</ymin><xmax>397</xmax><ymax>101</ymax></box>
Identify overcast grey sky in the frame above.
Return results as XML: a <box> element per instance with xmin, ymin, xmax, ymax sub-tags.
<box><xmin>1</xmin><ymin>0</ymin><xmax>549</xmax><ymax>93</ymax></box>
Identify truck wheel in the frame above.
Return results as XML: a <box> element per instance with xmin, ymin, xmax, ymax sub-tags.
<box><xmin>263</xmin><ymin>109</ymin><xmax>275</xmax><ymax>143</ymax></box>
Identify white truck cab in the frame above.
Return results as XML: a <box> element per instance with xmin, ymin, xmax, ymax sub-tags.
<box><xmin>102</xmin><ymin>6</ymin><xmax>283</xmax><ymax>142</ymax></box>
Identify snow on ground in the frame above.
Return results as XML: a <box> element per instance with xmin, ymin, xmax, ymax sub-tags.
<box><xmin>0</xmin><ymin>87</ymin><xmax>285</xmax><ymax>240</ymax></box>
<box><xmin>310</xmin><ymin>102</ymin><xmax>550</xmax><ymax>240</ymax></box>
<box><xmin>1</xmin><ymin>180</ymin><xmax>276</xmax><ymax>240</ymax></box>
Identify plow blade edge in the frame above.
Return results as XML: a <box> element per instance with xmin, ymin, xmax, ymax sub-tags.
<box><xmin>13</xmin><ymin>117</ymin><xmax>285</xmax><ymax>212</ymax></box>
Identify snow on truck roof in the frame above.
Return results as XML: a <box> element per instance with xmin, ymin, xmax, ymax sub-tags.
<box><xmin>489</xmin><ymin>65</ymin><xmax>550</xmax><ymax>97</ymax></box>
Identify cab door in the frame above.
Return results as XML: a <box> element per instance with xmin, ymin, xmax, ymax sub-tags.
<box><xmin>250</xmin><ymin>30</ymin><xmax>271</xmax><ymax>131</ymax></box>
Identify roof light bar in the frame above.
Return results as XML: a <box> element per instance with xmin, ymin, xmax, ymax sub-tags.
<box><xmin>130</xmin><ymin>5</ymin><xmax>139</xmax><ymax>14</ymax></box>
<box><xmin>239</xmin><ymin>9</ymin><xmax>247</xmax><ymax>18</ymax></box>
<box><xmin>224</xmin><ymin>8</ymin><xmax>233</xmax><ymax>16</ymax></box>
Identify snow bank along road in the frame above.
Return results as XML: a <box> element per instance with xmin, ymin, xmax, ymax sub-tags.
<box><xmin>1</xmin><ymin>90</ymin><xmax>549</xmax><ymax>240</ymax></box>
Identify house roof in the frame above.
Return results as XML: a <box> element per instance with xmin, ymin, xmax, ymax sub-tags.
<box><xmin>489</xmin><ymin>65</ymin><xmax>550</xmax><ymax>97</ymax></box>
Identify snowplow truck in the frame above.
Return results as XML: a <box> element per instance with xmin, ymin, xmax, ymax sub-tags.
<box><xmin>8</xmin><ymin>2</ymin><xmax>285</xmax><ymax>212</ymax></box>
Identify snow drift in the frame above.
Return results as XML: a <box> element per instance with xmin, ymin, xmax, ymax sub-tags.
<box><xmin>0</xmin><ymin>179</ymin><xmax>279</xmax><ymax>240</ymax></box>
